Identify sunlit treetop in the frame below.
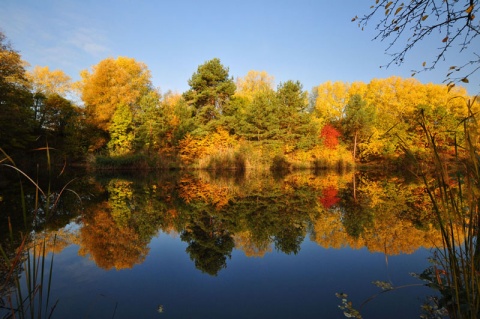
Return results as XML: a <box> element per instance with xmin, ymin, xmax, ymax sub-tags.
<box><xmin>27</xmin><ymin>65</ymin><xmax>72</xmax><ymax>97</ymax></box>
<box><xmin>0</xmin><ymin>31</ymin><xmax>28</xmax><ymax>90</ymax></box>
<box><xmin>79</xmin><ymin>56</ymin><xmax>153</xmax><ymax>131</ymax></box>
<box><xmin>235</xmin><ymin>70</ymin><xmax>275</xmax><ymax>101</ymax></box>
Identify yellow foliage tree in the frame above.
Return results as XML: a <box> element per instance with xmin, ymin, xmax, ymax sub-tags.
<box><xmin>178</xmin><ymin>174</ymin><xmax>233</xmax><ymax>209</ymax></box>
<box><xmin>235</xmin><ymin>70</ymin><xmax>275</xmax><ymax>101</ymax></box>
<box><xmin>27</xmin><ymin>65</ymin><xmax>72</xmax><ymax>97</ymax></box>
<box><xmin>311</xmin><ymin>194</ymin><xmax>444</xmax><ymax>254</ymax></box>
<box><xmin>313</xmin><ymin>80</ymin><xmax>349</xmax><ymax>122</ymax></box>
<box><xmin>78</xmin><ymin>202</ymin><xmax>149</xmax><ymax>270</ymax></box>
<box><xmin>179</xmin><ymin>127</ymin><xmax>239</xmax><ymax>167</ymax></box>
<box><xmin>234</xmin><ymin>231</ymin><xmax>272</xmax><ymax>258</ymax></box>
<box><xmin>79</xmin><ymin>56</ymin><xmax>152</xmax><ymax>131</ymax></box>
<box><xmin>312</xmin><ymin>76</ymin><xmax>473</xmax><ymax>160</ymax></box>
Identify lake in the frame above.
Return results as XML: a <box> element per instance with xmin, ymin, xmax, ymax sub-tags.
<box><xmin>0</xmin><ymin>169</ymin><xmax>441</xmax><ymax>318</ymax></box>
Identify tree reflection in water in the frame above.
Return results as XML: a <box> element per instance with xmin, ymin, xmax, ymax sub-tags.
<box><xmin>181</xmin><ymin>211</ymin><xmax>235</xmax><ymax>276</ymax></box>
<box><xmin>1</xmin><ymin>169</ymin><xmax>444</xmax><ymax>275</ymax></box>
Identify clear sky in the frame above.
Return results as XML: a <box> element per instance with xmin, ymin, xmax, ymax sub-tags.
<box><xmin>1</xmin><ymin>0</ymin><xmax>478</xmax><ymax>96</ymax></box>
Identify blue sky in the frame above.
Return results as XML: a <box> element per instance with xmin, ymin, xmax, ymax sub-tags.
<box><xmin>1</xmin><ymin>0</ymin><xmax>478</xmax><ymax>95</ymax></box>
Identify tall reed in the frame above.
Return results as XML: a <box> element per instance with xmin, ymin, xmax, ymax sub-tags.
<box><xmin>337</xmin><ymin>96</ymin><xmax>480</xmax><ymax>318</ymax></box>
<box><xmin>0</xmin><ymin>146</ymin><xmax>62</xmax><ymax>318</ymax></box>
<box><xmin>413</xmin><ymin>97</ymin><xmax>480</xmax><ymax>318</ymax></box>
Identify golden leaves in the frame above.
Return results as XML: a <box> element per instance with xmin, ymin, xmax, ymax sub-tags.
<box><xmin>235</xmin><ymin>70</ymin><xmax>275</xmax><ymax>101</ymax></box>
<box><xmin>79</xmin><ymin>201</ymin><xmax>148</xmax><ymax>270</ymax></box>
<box><xmin>313</xmin><ymin>80</ymin><xmax>351</xmax><ymax>122</ymax></box>
<box><xmin>178</xmin><ymin>174</ymin><xmax>232</xmax><ymax>209</ymax></box>
<box><xmin>80</xmin><ymin>57</ymin><xmax>153</xmax><ymax>131</ymax></box>
<box><xmin>27</xmin><ymin>65</ymin><xmax>72</xmax><ymax>96</ymax></box>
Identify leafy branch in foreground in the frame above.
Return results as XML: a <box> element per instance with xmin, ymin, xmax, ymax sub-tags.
<box><xmin>354</xmin><ymin>0</ymin><xmax>480</xmax><ymax>86</ymax></box>
<box><xmin>336</xmin><ymin>280</ymin><xmax>429</xmax><ymax>319</ymax></box>
<box><xmin>336</xmin><ymin>293</ymin><xmax>363</xmax><ymax>319</ymax></box>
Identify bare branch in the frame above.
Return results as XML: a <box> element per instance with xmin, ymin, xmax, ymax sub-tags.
<box><xmin>356</xmin><ymin>0</ymin><xmax>480</xmax><ymax>85</ymax></box>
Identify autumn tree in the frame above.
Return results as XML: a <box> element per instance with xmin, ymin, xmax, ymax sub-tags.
<box><xmin>355</xmin><ymin>0</ymin><xmax>479</xmax><ymax>87</ymax></box>
<box><xmin>79</xmin><ymin>57</ymin><xmax>152</xmax><ymax>155</ymax></box>
<box><xmin>79</xmin><ymin>57</ymin><xmax>153</xmax><ymax>148</ymax></box>
<box><xmin>312</xmin><ymin>81</ymin><xmax>349</xmax><ymax>122</ymax></box>
<box><xmin>0</xmin><ymin>31</ymin><xmax>34</xmax><ymax>151</ymax></box>
<box><xmin>107</xmin><ymin>103</ymin><xmax>135</xmax><ymax>155</ymax></box>
<box><xmin>311</xmin><ymin>76</ymin><xmax>471</xmax><ymax>161</ymax></box>
<box><xmin>183</xmin><ymin>58</ymin><xmax>236</xmax><ymax>128</ymax></box>
<box><xmin>26</xmin><ymin>66</ymin><xmax>73</xmax><ymax>134</ymax></box>
<box><xmin>235</xmin><ymin>70</ymin><xmax>275</xmax><ymax>101</ymax></box>
<box><xmin>362</xmin><ymin>76</ymin><xmax>470</xmax><ymax>158</ymax></box>
<box><xmin>320</xmin><ymin>124</ymin><xmax>341</xmax><ymax>150</ymax></box>
<box><xmin>27</xmin><ymin>65</ymin><xmax>71</xmax><ymax>97</ymax></box>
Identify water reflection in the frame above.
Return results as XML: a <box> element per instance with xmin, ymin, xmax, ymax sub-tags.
<box><xmin>1</xmin><ymin>169</ymin><xmax>444</xmax><ymax>276</ymax></box>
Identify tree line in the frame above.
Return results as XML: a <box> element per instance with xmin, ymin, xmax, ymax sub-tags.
<box><xmin>0</xmin><ymin>31</ymin><xmax>476</xmax><ymax>171</ymax></box>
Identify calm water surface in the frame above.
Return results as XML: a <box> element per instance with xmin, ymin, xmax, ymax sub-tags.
<box><xmin>0</xmin><ymin>169</ymin><xmax>440</xmax><ymax>318</ymax></box>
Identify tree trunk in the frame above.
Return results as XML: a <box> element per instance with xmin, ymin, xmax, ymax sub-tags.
<box><xmin>353</xmin><ymin>130</ymin><xmax>358</xmax><ymax>161</ymax></box>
